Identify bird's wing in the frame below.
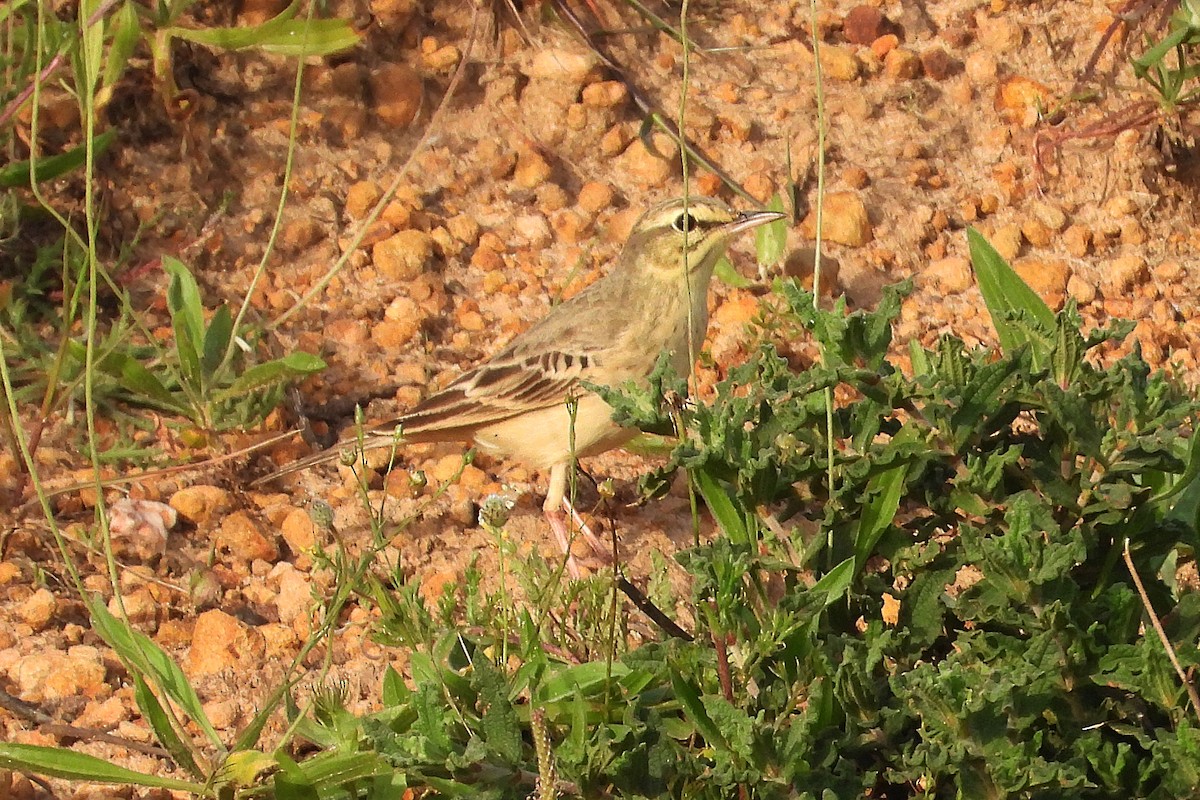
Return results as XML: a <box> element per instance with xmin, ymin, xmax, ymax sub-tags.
<box><xmin>389</xmin><ymin>347</ymin><xmax>600</xmax><ymax>438</ymax></box>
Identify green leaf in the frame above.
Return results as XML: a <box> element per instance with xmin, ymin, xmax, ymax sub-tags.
<box><xmin>0</xmin><ymin>743</ymin><xmax>201</xmax><ymax>790</ymax></box>
<box><xmin>88</xmin><ymin>599</ymin><xmax>224</xmax><ymax>750</ymax></box>
<box><xmin>0</xmin><ymin>130</ymin><xmax>117</xmax><ymax>187</ymax></box>
<box><xmin>162</xmin><ymin>257</ymin><xmax>206</xmax><ymax>390</ymax></box>
<box><xmin>669</xmin><ymin>668</ymin><xmax>730</xmax><ymax>752</ymax></box>
<box><xmin>754</xmin><ymin>194</ymin><xmax>788</xmax><ymax>268</ymax></box>
<box><xmin>713</xmin><ymin>254</ymin><xmax>754</xmax><ymax>288</ymax></box>
<box><xmin>214</xmin><ymin>352</ymin><xmax>326</xmax><ymax>401</ymax></box>
<box><xmin>693</xmin><ymin>466</ymin><xmax>752</xmax><ymax>544</ymax></box>
<box><xmin>132</xmin><ymin>674</ymin><xmax>203</xmax><ymax>779</ymax></box>
<box><xmin>967</xmin><ymin>228</ymin><xmax>1055</xmax><ymax>354</ymax></box>
<box><xmin>854</xmin><ymin>461</ymin><xmax>909</xmax><ymax>571</ymax></box>
<box><xmin>164</xmin><ymin>3</ymin><xmax>360</xmax><ymax>57</ymax></box>
<box><xmin>202</xmin><ymin>304</ymin><xmax>234</xmax><ymax>375</ymax></box>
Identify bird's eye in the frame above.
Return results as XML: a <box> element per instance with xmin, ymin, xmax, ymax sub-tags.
<box><xmin>672</xmin><ymin>212</ymin><xmax>699</xmax><ymax>233</ymax></box>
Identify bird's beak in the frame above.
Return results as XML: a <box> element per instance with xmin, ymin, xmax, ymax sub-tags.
<box><xmin>722</xmin><ymin>209</ymin><xmax>788</xmax><ymax>236</ymax></box>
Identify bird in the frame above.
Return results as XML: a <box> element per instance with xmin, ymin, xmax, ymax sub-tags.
<box><xmin>257</xmin><ymin>196</ymin><xmax>785</xmax><ymax>572</ymax></box>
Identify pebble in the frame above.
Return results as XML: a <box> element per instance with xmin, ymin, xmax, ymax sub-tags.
<box><xmin>801</xmin><ymin>191</ymin><xmax>872</xmax><ymax>247</ymax></box>
<box><xmin>373</xmin><ymin>298</ymin><xmax>421</xmax><ymax>348</ymax></box>
<box><xmin>1014</xmin><ymin>258</ymin><xmax>1071</xmax><ymax>309</ymax></box>
<box><xmin>989</xmin><ymin>223</ymin><xmax>1023</xmax><ymax>260</ymax></box>
<box><xmin>1020</xmin><ymin>218</ymin><xmax>1052</xmax><ymax>247</ymax></box>
<box><xmin>514</xmin><ymin>148</ymin><xmax>553</xmax><ymax>189</ymax></box>
<box><xmin>1030</xmin><ymin>200</ymin><xmax>1068</xmax><ymax>231</ymax></box>
<box><xmin>1103</xmin><ymin>255</ymin><xmax>1149</xmax><ymax>297</ymax></box>
<box><xmin>1067</xmin><ymin>274</ymin><xmax>1096</xmax><ymax>305</ymax></box>
<box><xmin>871</xmin><ymin>34</ymin><xmax>899</xmax><ymax>60</ymax></box>
<box><xmin>281</xmin><ymin>217</ymin><xmax>324</xmax><ymax>252</ymax></box>
<box><xmin>1063</xmin><ymin>224</ymin><xmax>1092</xmax><ymax>257</ymax></box>
<box><xmin>280</xmin><ymin>508</ymin><xmax>317</xmax><ymax>556</ymax></box>
<box><xmin>344</xmin><ymin>181</ymin><xmax>381</xmax><ymax>221</ymax></box>
<box><xmin>925</xmin><ymin>256</ymin><xmax>973</xmax><ymax>293</ymax></box>
<box><xmin>370</xmin><ymin>63</ymin><xmax>423</xmax><ymax>128</ymax></box>
<box><xmin>238</xmin><ymin>0</ymin><xmax>286</xmax><ymax>25</ymax></box>
<box><xmin>169</xmin><ymin>485</ymin><xmax>232</xmax><ymax>526</ymax></box>
<box><xmin>522</xmin><ymin>47</ymin><xmax>600</xmax><ymax>85</ymax></box>
<box><xmin>577</xmin><ymin>182</ymin><xmax>615</xmax><ymax>215</ymax></box>
<box><xmin>844</xmin><ymin>5</ymin><xmax>886</xmax><ymax>45</ymax></box>
<box><xmin>187</xmin><ymin>610</ymin><xmax>254</xmax><ymax>676</ymax></box>
<box><xmin>374</xmin><ymin>229</ymin><xmax>433</xmax><ymax>280</ymax></box>
<box><xmin>616</xmin><ymin>133</ymin><xmax>680</xmax><ymax>187</ymax></box>
<box><xmin>17</xmin><ymin>589</ymin><xmax>56</xmax><ymax>631</ymax></box>
<box><xmin>976</xmin><ymin>13</ymin><xmax>1024</xmax><ymax>52</ymax></box>
<box><xmin>581</xmin><ymin>81</ymin><xmax>628</xmax><ymax>108</ymax></box>
<box><xmin>920</xmin><ymin>48</ymin><xmax>960</xmax><ymax>80</ymax></box>
<box><xmin>994</xmin><ymin>76</ymin><xmax>1052</xmax><ymax>127</ymax></box>
<box><xmin>816</xmin><ymin>45</ymin><xmax>861</xmax><ymax>81</ymax></box>
<box><xmin>370</xmin><ymin>0</ymin><xmax>416</xmax><ymax>31</ymax></box>
<box><xmin>215</xmin><ymin>511</ymin><xmax>279</xmax><ymax>563</ymax></box>
<box><xmin>964</xmin><ymin>52</ymin><xmax>998</xmax><ymax>85</ymax></box>
<box><xmin>274</xmin><ymin>566</ymin><xmax>313</xmax><ymax>625</ymax></box>
<box><xmin>884</xmin><ymin>48</ymin><xmax>922</xmax><ymax>79</ymax></box>
<box><xmin>599</xmin><ymin>123</ymin><xmax>633</xmax><ymax>157</ymax></box>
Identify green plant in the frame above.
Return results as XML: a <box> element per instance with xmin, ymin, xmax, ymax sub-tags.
<box><xmin>256</xmin><ymin>234</ymin><xmax>1200</xmax><ymax>797</ymax></box>
<box><xmin>77</xmin><ymin>257</ymin><xmax>325</xmax><ymax>431</ymax></box>
<box><xmin>1133</xmin><ymin>0</ymin><xmax>1200</xmax><ymax>115</ymax></box>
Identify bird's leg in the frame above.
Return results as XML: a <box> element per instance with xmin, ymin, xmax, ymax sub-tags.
<box><xmin>543</xmin><ymin>463</ymin><xmax>614</xmax><ymax>577</ymax></box>
<box><xmin>544</xmin><ymin>464</ymin><xmax>584</xmax><ymax>579</ymax></box>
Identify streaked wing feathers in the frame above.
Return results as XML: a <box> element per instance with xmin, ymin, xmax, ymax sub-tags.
<box><xmin>389</xmin><ymin>349</ymin><xmax>596</xmax><ymax>437</ymax></box>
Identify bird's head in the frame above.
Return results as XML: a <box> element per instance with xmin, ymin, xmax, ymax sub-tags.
<box><xmin>624</xmin><ymin>196</ymin><xmax>786</xmax><ymax>280</ymax></box>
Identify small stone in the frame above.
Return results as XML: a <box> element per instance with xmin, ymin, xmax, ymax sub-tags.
<box><xmin>1120</xmin><ymin>219</ymin><xmax>1146</xmax><ymax>246</ymax></box>
<box><xmin>800</xmin><ymin>191</ymin><xmax>872</xmax><ymax>247</ymax></box>
<box><xmin>844</xmin><ymin>5</ymin><xmax>885</xmax><ymax>45</ymax></box>
<box><xmin>964</xmin><ymin>52</ymin><xmax>998</xmax><ymax>85</ymax></box>
<box><xmin>994</xmin><ymin>76</ymin><xmax>1052</xmax><ymax>127</ymax></box>
<box><xmin>976</xmin><ymin>14</ymin><xmax>1023</xmax><ymax>52</ymax></box>
<box><xmin>345</xmin><ymin>181</ymin><xmax>382</xmax><ymax>220</ymax></box>
<box><xmin>372</xmin><ymin>306</ymin><xmax>420</xmax><ymax>349</ymax></box>
<box><xmin>870</xmin><ymin>34</ymin><xmax>899</xmax><ymax>60</ymax></box>
<box><xmin>884</xmin><ymin>48</ymin><xmax>921</xmax><ymax>79</ymax></box>
<box><xmin>1030</xmin><ymin>200</ymin><xmax>1067</xmax><ymax>231</ymax></box>
<box><xmin>1063</xmin><ymin>224</ymin><xmax>1092</xmax><ymax>257</ymax></box>
<box><xmin>920</xmin><ymin>48</ymin><xmax>960</xmax><ymax>80</ymax></box>
<box><xmin>513</xmin><ymin>214</ymin><xmax>551</xmax><ymax>246</ymax></box>
<box><xmin>925</xmin><ymin>256</ymin><xmax>973</xmax><ymax>293</ymax></box>
<box><xmin>445</xmin><ymin>214</ymin><xmax>481</xmax><ymax>247</ymax></box>
<box><xmin>1067</xmin><ymin>275</ymin><xmax>1096</xmax><ymax>305</ymax></box>
<box><xmin>577</xmin><ymin>182</ymin><xmax>615</xmax><ymax>215</ymax></box>
<box><xmin>581</xmin><ymin>81</ymin><xmax>627</xmax><ymax>108</ymax></box>
<box><xmin>370</xmin><ymin>63</ymin><xmax>423</xmax><ymax>128</ymax></box>
<box><xmin>280</xmin><ymin>508</ymin><xmax>317</xmax><ymax>556</ymax></box>
<box><xmin>522</xmin><ymin>47</ymin><xmax>599</xmax><ymax>85</ymax></box>
<box><xmin>616</xmin><ymin>133</ymin><xmax>680</xmax><ymax>187</ymax></box>
<box><xmin>370</xmin><ymin>0</ymin><xmax>416</xmax><ymax>30</ymax></box>
<box><xmin>275</xmin><ymin>567</ymin><xmax>313</xmax><ymax>625</ymax></box>
<box><xmin>187</xmin><ymin>610</ymin><xmax>249</xmax><ymax>676</ymax></box>
<box><xmin>169</xmin><ymin>486</ymin><xmax>232</xmax><ymax>527</ymax></box>
<box><xmin>374</xmin><ymin>229</ymin><xmax>433</xmax><ymax>281</ymax></box>
<box><xmin>1103</xmin><ymin>255</ymin><xmax>1148</xmax><ymax>297</ymax></box>
<box><xmin>17</xmin><ymin>589</ymin><xmax>55</xmax><ymax>631</ymax></box>
<box><xmin>1104</xmin><ymin>195</ymin><xmax>1139</xmax><ymax>216</ymax></box>
<box><xmin>842</xmin><ymin>166</ymin><xmax>870</xmax><ymax>188</ymax></box>
<box><xmin>282</xmin><ymin>217</ymin><xmax>323</xmax><ymax>252</ymax></box>
<box><xmin>989</xmin><ymin>223</ymin><xmax>1023</xmax><ymax>261</ymax></box>
<box><xmin>599</xmin><ymin>124</ymin><xmax>633</xmax><ymax>157</ymax></box>
<box><xmin>1020</xmin><ymin>218</ymin><xmax>1053</xmax><ymax>247</ymax></box>
<box><xmin>429</xmin><ymin>454</ymin><xmax>469</xmax><ymax>484</ymax></box>
<box><xmin>514</xmin><ymin>149</ymin><xmax>553</xmax><ymax>189</ymax></box>
<box><xmin>1013</xmin><ymin>258</ymin><xmax>1071</xmax><ymax>309</ymax></box>
<box><xmin>215</xmin><ymin>511</ymin><xmax>278</xmax><ymax>563</ymax></box>
<box><xmin>818</xmin><ymin>45</ymin><xmax>860</xmax><ymax>81</ymax></box>
<box><xmin>238</xmin><ymin>0</ymin><xmax>287</xmax><ymax>25</ymax></box>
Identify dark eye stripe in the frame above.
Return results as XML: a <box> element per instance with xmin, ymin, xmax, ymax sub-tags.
<box><xmin>672</xmin><ymin>212</ymin><xmax>699</xmax><ymax>233</ymax></box>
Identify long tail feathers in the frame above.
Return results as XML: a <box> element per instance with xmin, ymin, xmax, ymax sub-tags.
<box><xmin>251</xmin><ymin>432</ymin><xmax>406</xmax><ymax>486</ymax></box>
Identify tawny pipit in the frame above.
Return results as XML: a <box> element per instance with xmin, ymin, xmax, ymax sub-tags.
<box><xmin>261</xmin><ymin>196</ymin><xmax>784</xmax><ymax>565</ymax></box>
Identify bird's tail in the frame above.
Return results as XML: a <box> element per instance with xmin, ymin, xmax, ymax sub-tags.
<box><xmin>251</xmin><ymin>430</ymin><xmax>407</xmax><ymax>486</ymax></box>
